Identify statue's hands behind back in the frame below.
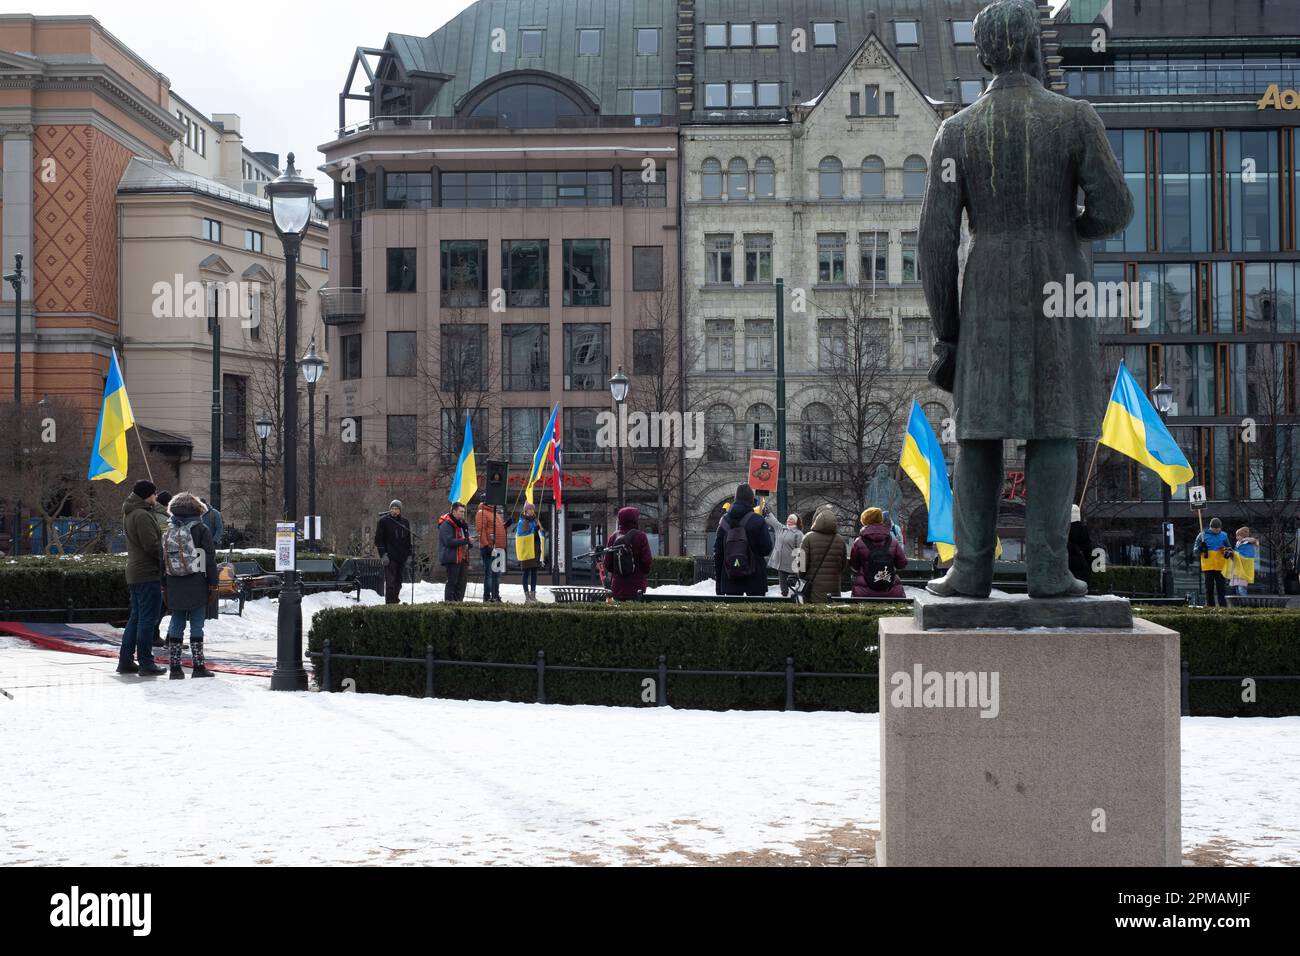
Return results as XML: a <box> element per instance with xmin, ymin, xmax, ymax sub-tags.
<box><xmin>929</xmin><ymin>339</ymin><xmax>957</xmax><ymax>393</ymax></box>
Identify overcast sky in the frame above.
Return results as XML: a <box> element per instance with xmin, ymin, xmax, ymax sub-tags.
<box><xmin>15</xmin><ymin>0</ymin><xmax>1070</xmax><ymax>191</ymax></box>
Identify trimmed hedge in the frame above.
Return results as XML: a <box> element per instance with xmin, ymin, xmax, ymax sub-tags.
<box><xmin>1094</xmin><ymin>565</ymin><xmax>1163</xmax><ymax>596</ymax></box>
<box><xmin>649</xmin><ymin>555</ymin><xmax>695</xmax><ymax>585</ymax></box>
<box><xmin>308</xmin><ymin>602</ymin><xmax>1300</xmax><ymax>716</ymax></box>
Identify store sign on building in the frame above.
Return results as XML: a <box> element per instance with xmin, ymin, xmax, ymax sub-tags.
<box><xmin>1257</xmin><ymin>84</ymin><xmax>1300</xmax><ymax>110</ymax></box>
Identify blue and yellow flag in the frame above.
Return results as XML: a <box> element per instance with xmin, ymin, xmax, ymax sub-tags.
<box><xmin>87</xmin><ymin>349</ymin><xmax>136</xmax><ymax>483</ymax></box>
<box><xmin>525</xmin><ymin>404</ymin><xmax>559</xmax><ymax>505</ymax></box>
<box><xmin>900</xmin><ymin>401</ymin><xmax>955</xmax><ymax>562</ymax></box>
<box><xmin>448</xmin><ymin>415</ymin><xmax>477</xmax><ymax>505</ymax></box>
<box><xmin>1099</xmin><ymin>363</ymin><xmax>1194</xmax><ymax>490</ymax></box>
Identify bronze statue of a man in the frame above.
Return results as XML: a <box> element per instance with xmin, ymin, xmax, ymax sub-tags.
<box><xmin>918</xmin><ymin>0</ymin><xmax>1132</xmax><ymax>599</ymax></box>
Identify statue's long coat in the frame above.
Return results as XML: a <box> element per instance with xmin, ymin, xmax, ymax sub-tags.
<box><xmin>919</xmin><ymin>72</ymin><xmax>1133</xmax><ymax>441</ymax></box>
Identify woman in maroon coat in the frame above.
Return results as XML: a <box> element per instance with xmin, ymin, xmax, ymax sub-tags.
<box><xmin>604</xmin><ymin>506</ymin><xmax>654</xmax><ymax>600</ymax></box>
<box><xmin>850</xmin><ymin>507</ymin><xmax>909</xmax><ymax>599</ymax></box>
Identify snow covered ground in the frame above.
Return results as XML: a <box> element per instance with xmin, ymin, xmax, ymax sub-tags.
<box><xmin>0</xmin><ymin>637</ymin><xmax>1297</xmax><ymax>866</ymax></box>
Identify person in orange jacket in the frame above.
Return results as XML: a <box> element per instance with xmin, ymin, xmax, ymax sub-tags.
<box><xmin>438</xmin><ymin>501</ymin><xmax>472</xmax><ymax>602</ymax></box>
<box><xmin>475</xmin><ymin>496</ymin><xmax>508</xmax><ymax>603</ymax></box>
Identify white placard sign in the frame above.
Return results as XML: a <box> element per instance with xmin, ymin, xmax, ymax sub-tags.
<box><xmin>276</xmin><ymin>522</ymin><xmax>297</xmax><ymax>571</ymax></box>
<box><xmin>1188</xmin><ymin>485</ymin><xmax>1207</xmax><ymax>508</ymax></box>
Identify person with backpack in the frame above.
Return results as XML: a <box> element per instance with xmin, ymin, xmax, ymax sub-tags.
<box><xmin>1194</xmin><ymin>517</ymin><xmax>1230</xmax><ymax>607</ymax></box>
<box><xmin>850</xmin><ymin>507</ymin><xmax>908</xmax><ymax>599</ymax></box>
<box><xmin>119</xmin><ymin>480</ymin><xmax>167</xmax><ymax>676</ymax></box>
<box><xmin>772</xmin><ymin>513</ymin><xmax>805</xmax><ymax>597</ymax></box>
<box><xmin>375</xmin><ymin>500</ymin><xmax>412</xmax><ymax>604</ymax></box>
<box><xmin>798</xmin><ymin>507</ymin><xmax>849</xmax><ymax>604</ymax></box>
<box><xmin>438</xmin><ymin>501</ymin><xmax>472</xmax><ymax>602</ymax></box>
<box><xmin>475</xmin><ymin>497</ymin><xmax>508</xmax><ymax>603</ymax></box>
<box><xmin>604</xmin><ymin>506</ymin><xmax>654</xmax><ymax>600</ymax></box>
<box><xmin>515</xmin><ymin>502</ymin><xmax>545</xmax><ymax>602</ymax></box>
<box><xmin>713</xmin><ymin>483</ymin><xmax>774</xmax><ymax>596</ymax></box>
<box><xmin>161</xmin><ymin>492</ymin><xmax>219</xmax><ymax>679</ymax></box>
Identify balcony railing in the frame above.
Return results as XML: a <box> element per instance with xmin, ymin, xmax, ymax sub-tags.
<box><xmin>338</xmin><ymin>114</ymin><xmax>674</xmax><ymax>137</ymax></box>
<box><xmin>1064</xmin><ymin>62</ymin><xmax>1300</xmax><ymax>98</ymax></box>
<box><xmin>319</xmin><ymin>287</ymin><xmax>367</xmax><ymax>325</ymax></box>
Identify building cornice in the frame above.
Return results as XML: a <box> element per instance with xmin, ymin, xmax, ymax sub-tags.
<box><xmin>0</xmin><ymin>63</ymin><xmax>181</xmax><ymax>144</ymax></box>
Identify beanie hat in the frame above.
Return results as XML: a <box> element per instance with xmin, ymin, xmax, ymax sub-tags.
<box><xmin>156</xmin><ymin>490</ymin><xmax>173</xmax><ymax>507</ymax></box>
<box><xmin>390</xmin><ymin>500</ymin><xmax>403</xmax><ymax>510</ymax></box>
<box><xmin>861</xmin><ymin>507</ymin><xmax>884</xmax><ymax>526</ymax></box>
<box><xmin>132</xmin><ymin>479</ymin><xmax>157</xmax><ymax>499</ymax></box>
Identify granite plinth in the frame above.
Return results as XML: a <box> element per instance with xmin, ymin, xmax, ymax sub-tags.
<box><xmin>913</xmin><ymin>589</ymin><xmax>1134</xmax><ymax>630</ymax></box>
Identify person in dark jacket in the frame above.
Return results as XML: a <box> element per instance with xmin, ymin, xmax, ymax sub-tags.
<box><xmin>120</xmin><ymin>480</ymin><xmax>166</xmax><ymax>675</ymax></box>
<box><xmin>713</xmin><ymin>483</ymin><xmax>774</xmax><ymax>596</ymax></box>
<box><xmin>475</xmin><ymin>497</ymin><xmax>508</xmax><ymax>603</ymax></box>
<box><xmin>161</xmin><ymin>492</ymin><xmax>219</xmax><ymax>679</ymax></box>
<box><xmin>799</xmin><ymin>507</ymin><xmax>849</xmax><ymax>604</ymax></box>
<box><xmin>375</xmin><ymin>499</ymin><xmax>412</xmax><ymax>604</ymax></box>
<box><xmin>1067</xmin><ymin>505</ymin><xmax>1093</xmax><ymax>588</ymax></box>
<box><xmin>605</xmin><ymin>506</ymin><xmax>654</xmax><ymax>600</ymax></box>
<box><xmin>438</xmin><ymin>501</ymin><xmax>472</xmax><ymax>602</ymax></box>
<box><xmin>197</xmin><ymin>497</ymin><xmax>223</xmax><ymax>547</ymax></box>
<box><xmin>850</xmin><ymin>507</ymin><xmax>909</xmax><ymax>599</ymax></box>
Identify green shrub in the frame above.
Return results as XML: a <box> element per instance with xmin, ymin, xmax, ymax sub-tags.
<box><xmin>1095</xmin><ymin>565</ymin><xmax>1163</xmax><ymax>595</ymax></box>
<box><xmin>649</xmin><ymin>555</ymin><xmax>694</xmax><ymax>585</ymax></box>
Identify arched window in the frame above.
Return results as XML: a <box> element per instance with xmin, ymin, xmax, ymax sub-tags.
<box><xmin>819</xmin><ymin>156</ymin><xmax>843</xmax><ymax>199</ymax></box>
<box><xmin>861</xmin><ymin>156</ymin><xmax>885</xmax><ymax>198</ymax></box>
<box><xmin>903</xmin><ymin>155</ymin><xmax>927</xmax><ymax>198</ymax></box>
<box><xmin>706</xmin><ymin>403</ymin><xmax>736</xmax><ymax>461</ymax></box>
<box><xmin>467</xmin><ymin>83</ymin><xmax>586</xmax><ymax>128</ymax></box>
<box><xmin>755</xmin><ymin>157</ymin><xmax>775</xmax><ymax>198</ymax></box>
<box><xmin>728</xmin><ymin>157</ymin><xmax>749</xmax><ymax>200</ymax></box>
<box><xmin>801</xmin><ymin>403</ymin><xmax>833</xmax><ymax>461</ymax></box>
<box><xmin>746</xmin><ymin>402</ymin><xmax>776</xmax><ymax>450</ymax></box>
<box><xmin>702</xmin><ymin>158</ymin><xmax>722</xmax><ymax>199</ymax></box>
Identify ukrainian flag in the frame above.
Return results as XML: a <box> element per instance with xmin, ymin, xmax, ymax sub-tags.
<box><xmin>1099</xmin><ymin>363</ymin><xmax>1194</xmax><ymax>489</ymax></box>
<box><xmin>525</xmin><ymin>404</ymin><xmax>558</xmax><ymax>505</ymax></box>
<box><xmin>87</xmin><ymin>349</ymin><xmax>136</xmax><ymax>483</ymax></box>
<box><xmin>900</xmin><ymin>401</ymin><xmax>955</xmax><ymax>562</ymax></box>
<box><xmin>448</xmin><ymin>415</ymin><xmax>477</xmax><ymax>505</ymax></box>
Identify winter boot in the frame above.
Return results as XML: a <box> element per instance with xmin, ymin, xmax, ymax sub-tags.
<box><xmin>191</xmin><ymin>640</ymin><xmax>215</xmax><ymax>678</ymax></box>
<box><xmin>168</xmin><ymin>639</ymin><xmax>185</xmax><ymax>680</ymax></box>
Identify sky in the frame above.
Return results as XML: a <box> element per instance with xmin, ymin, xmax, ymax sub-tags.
<box><xmin>14</xmin><ymin>0</ymin><xmax>1071</xmax><ymax>192</ymax></box>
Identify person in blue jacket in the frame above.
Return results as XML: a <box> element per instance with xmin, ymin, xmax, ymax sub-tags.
<box><xmin>1194</xmin><ymin>517</ymin><xmax>1231</xmax><ymax>607</ymax></box>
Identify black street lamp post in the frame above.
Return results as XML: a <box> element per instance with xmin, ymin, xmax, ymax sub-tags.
<box><xmin>266</xmin><ymin>153</ymin><xmax>315</xmax><ymax>691</ymax></box>
<box><xmin>1152</xmin><ymin>379</ymin><xmax>1175</xmax><ymax>598</ymax></box>
<box><xmin>609</xmin><ymin>365</ymin><xmax>629</xmax><ymax>508</ymax></box>
<box><xmin>302</xmin><ymin>337</ymin><xmax>324</xmax><ymax>549</ymax></box>
<box><xmin>255</xmin><ymin>415</ymin><xmax>272</xmax><ymax>546</ymax></box>
<box><xmin>4</xmin><ymin>255</ymin><xmax>23</xmax><ymax>555</ymax></box>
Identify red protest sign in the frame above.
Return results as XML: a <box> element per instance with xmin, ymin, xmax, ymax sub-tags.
<box><xmin>748</xmin><ymin>449</ymin><xmax>781</xmax><ymax>495</ymax></box>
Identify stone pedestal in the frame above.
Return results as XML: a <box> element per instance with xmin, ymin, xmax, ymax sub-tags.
<box><xmin>878</xmin><ymin>616</ymin><xmax>1181</xmax><ymax>866</ymax></box>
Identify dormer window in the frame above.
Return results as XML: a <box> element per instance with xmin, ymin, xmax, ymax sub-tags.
<box><xmin>813</xmin><ymin>22</ymin><xmax>837</xmax><ymax>47</ymax></box>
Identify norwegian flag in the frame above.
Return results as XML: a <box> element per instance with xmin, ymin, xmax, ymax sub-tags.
<box><xmin>548</xmin><ymin>438</ymin><xmax>563</xmax><ymax>508</ymax></box>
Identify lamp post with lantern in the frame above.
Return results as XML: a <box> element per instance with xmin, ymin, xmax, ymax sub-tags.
<box><xmin>1151</xmin><ymin>379</ymin><xmax>1175</xmax><ymax>598</ymax></box>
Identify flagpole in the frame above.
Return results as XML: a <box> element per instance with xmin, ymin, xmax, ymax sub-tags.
<box><xmin>1078</xmin><ymin>440</ymin><xmax>1100</xmax><ymax>510</ymax></box>
<box><xmin>114</xmin><ymin>347</ymin><xmax>154</xmax><ymax>484</ymax></box>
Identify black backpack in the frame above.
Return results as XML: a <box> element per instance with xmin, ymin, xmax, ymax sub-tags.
<box><xmin>605</xmin><ymin>531</ymin><xmax>640</xmax><ymax>577</ymax></box>
<box><xmin>864</xmin><ymin>540</ymin><xmax>897</xmax><ymax>592</ymax></box>
<box><xmin>723</xmin><ymin>513</ymin><xmax>755</xmax><ymax>579</ymax></box>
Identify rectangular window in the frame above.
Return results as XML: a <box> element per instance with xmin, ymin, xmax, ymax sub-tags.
<box><xmin>562</xmin><ymin>239</ymin><xmax>611</xmax><ymax>306</ymax></box>
<box><xmin>563</xmin><ymin>323</ymin><xmax>610</xmax><ymax>389</ymax></box>
<box><xmin>706</xmin><ymin>320</ymin><xmax>735</xmax><ymax>370</ymax></box>
<box><xmin>564</xmin><ymin>407</ymin><xmax>609</xmax><ymax>464</ymax></box>
<box><xmin>818</xmin><ymin>319</ymin><xmax>848</xmax><ymax>370</ymax></box>
<box><xmin>202</xmin><ymin>218</ymin><xmax>221</xmax><ymax>243</ymax></box>
<box><xmin>756</xmin><ymin>23</ymin><xmax>779</xmax><ymax>47</ymax></box>
<box><xmin>440</xmin><ymin>240</ymin><xmax>486</xmax><ymax>306</ymax></box>
<box><xmin>864</xmin><ymin>85</ymin><xmax>880</xmax><ymax>116</ymax></box>
<box><xmin>340</xmin><ymin>334</ymin><xmax>362</xmax><ymax>380</ymax></box>
<box><xmin>520</xmin><ymin>30</ymin><xmax>543</xmax><ymax>56</ymax></box>
<box><xmin>885</xmin><ymin>91</ymin><xmax>895</xmax><ymax>115</ymax></box>
<box><xmin>622</xmin><ymin>168</ymin><xmax>667</xmax><ymax>207</ymax></box>
<box><xmin>578</xmin><ymin>29</ymin><xmax>601</xmax><ymax>55</ymax></box>
<box><xmin>244</xmin><ymin>229</ymin><xmax>263</xmax><ymax>253</ymax></box>
<box><xmin>731</xmin><ymin>82</ymin><xmax>755</xmax><ymax>108</ymax></box>
<box><xmin>860</xmin><ymin>231</ymin><xmax>888</xmax><ymax>283</ymax></box>
<box><xmin>386</xmin><ymin>415</ymin><xmax>417</xmax><ymax>459</ymax></box>
<box><xmin>817</xmin><ymin>233</ymin><xmax>846</xmax><ymax>284</ymax></box>
<box><xmin>632</xmin><ymin>89</ymin><xmax>661</xmax><ymax>117</ymax></box>
<box><xmin>440</xmin><ymin>324</ymin><xmax>487</xmax><ymax>391</ymax></box>
<box><xmin>902</xmin><ymin>322</ymin><xmax>931</xmax><ymax>369</ymax></box>
<box><xmin>221</xmin><ymin>374</ymin><xmax>247</xmax><ymax>453</ymax></box>
<box><xmin>705</xmin><ymin>24</ymin><xmax>728</xmax><ymax>47</ymax></box>
<box><xmin>849</xmin><ymin>92</ymin><xmax>861</xmax><ymax>116</ymax></box>
<box><xmin>505</xmin><ymin>408</ymin><xmax>546</xmax><ymax>462</ymax></box>
<box><xmin>636</xmin><ymin>28</ymin><xmax>658</xmax><ymax>55</ymax></box>
<box><xmin>501</xmin><ymin>239</ymin><xmax>549</xmax><ymax>307</ymax></box>
<box><xmin>901</xmin><ymin>231</ymin><xmax>920</xmax><ymax>282</ymax></box>
<box><xmin>633</xmin><ymin>329</ymin><xmax>663</xmax><ymax>375</ymax></box>
<box><xmin>705</xmin><ymin>83</ymin><xmax>728</xmax><ymax>108</ymax></box>
<box><xmin>730</xmin><ymin>23</ymin><xmax>753</xmax><ymax>47</ymax></box>
<box><xmin>745</xmin><ymin>319</ymin><xmax>774</xmax><ymax>370</ymax></box>
<box><xmin>386</xmin><ymin>247</ymin><xmax>417</xmax><ymax>293</ymax></box>
<box><xmin>320</xmin><ymin>248</ymin><xmax>329</xmax><ymax>269</ymax></box>
<box><xmin>387</xmin><ymin>331</ymin><xmax>417</xmax><ymax>377</ymax></box>
<box><xmin>895</xmin><ymin>20</ymin><xmax>919</xmax><ymax>46</ymax></box>
<box><xmin>960</xmin><ymin>80</ymin><xmax>984</xmax><ymax>105</ymax></box>
<box><xmin>813</xmin><ymin>22</ymin><xmax>836</xmax><ymax>46</ymax></box>
<box><xmin>756</xmin><ymin>82</ymin><xmax>780</xmax><ymax>108</ymax></box>
<box><xmin>744</xmin><ymin>234</ymin><xmax>772</xmax><ymax>285</ymax></box>
<box><xmin>502</xmin><ymin>324</ymin><xmax>549</xmax><ymax>391</ymax></box>
<box><xmin>632</xmin><ymin>246</ymin><xmax>663</xmax><ymax>291</ymax></box>
<box><xmin>952</xmin><ymin>20</ymin><xmax>975</xmax><ymax>44</ymax></box>
<box><xmin>383</xmin><ymin>171</ymin><xmax>434</xmax><ymax>209</ymax></box>
<box><xmin>705</xmin><ymin>234</ymin><xmax>734</xmax><ymax>284</ymax></box>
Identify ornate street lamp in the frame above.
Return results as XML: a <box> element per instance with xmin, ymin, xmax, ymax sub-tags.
<box><xmin>265</xmin><ymin>152</ymin><xmax>316</xmax><ymax>691</ymax></box>
<box><xmin>255</xmin><ymin>415</ymin><xmax>273</xmax><ymax>545</ymax></box>
<box><xmin>609</xmin><ymin>365</ymin><xmax>629</xmax><ymax>508</ymax></box>
<box><xmin>1151</xmin><ymin>379</ymin><xmax>1175</xmax><ymax>597</ymax></box>
<box><xmin>301</xmin><ymin>337</ymin><xmax>325</xmax><ymax>549</ymax></box>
